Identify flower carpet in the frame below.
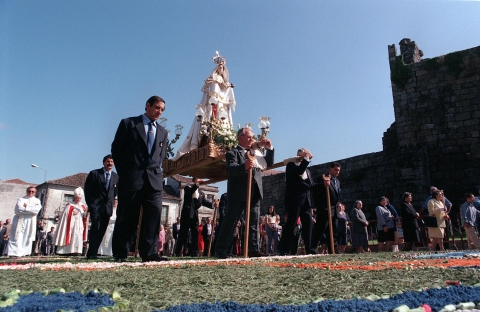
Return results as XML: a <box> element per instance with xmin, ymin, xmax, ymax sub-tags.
<box><xmin>0</xmin><ymin>252</ymin><xmax>479</xmax><ymax>311</ymax></box>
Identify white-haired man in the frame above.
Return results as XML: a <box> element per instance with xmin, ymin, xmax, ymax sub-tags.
<box><xmin>54</xmin><ymin>187</ymin><xmax>88</xmax><ymax>255</ymax></box>
<box><xmin>8</xmin><ymin>186</ymin><xmax>42</xmax><ymax>257</ymax></box>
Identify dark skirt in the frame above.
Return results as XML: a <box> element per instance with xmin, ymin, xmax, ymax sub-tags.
<box><xmin>402</xmin><ymin>225</ymin><xmax>420</xmax><ymax>243</ymax></box>
<box><xmin>336</xmin><ymin>233</ymin><xmax>347</xmax><ymax>245</ymax></box>
<box><xmin>377</xmin><ymin>227</ymin><xmax>395</xmax><ymax>243</ymax></box>
<box><xmin>352</xmin><ymin>228</ymin><xmax>368</xmax><ymax>248</ymax></box>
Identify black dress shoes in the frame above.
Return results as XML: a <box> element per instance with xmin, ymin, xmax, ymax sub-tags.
<box><xmin>86</xmin><ymin>255</ymin><xmax>98</xmax><ymax>260</ymax></box>
<box><xmin>215</xmin><ymin>253</ymin><xmax>230</xmax><ymax>259</ymax></box>
<box><xmin>113</xmin><ymin>257</ymin><xmax>126</xmax><ymax>263</ymax></box>
<box><xmin>142</xmin><ymin>254</ymin><xmax>169</xmax><ymax>262</ymax></box>
<box><xmin>248</xmin><ymin>251</ymin><xmax>266</xmax><ymax>258</ymax></box>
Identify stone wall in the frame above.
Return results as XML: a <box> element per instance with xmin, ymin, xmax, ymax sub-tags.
<box><xmin>0</xmin><ymin>182</ymin><xmax>34</xmax><ymax>221</ymax></box>
<box><xmin>263</xmin><ymin>39</ymin><xmax>480</xmax><ymax>219</ymax></box>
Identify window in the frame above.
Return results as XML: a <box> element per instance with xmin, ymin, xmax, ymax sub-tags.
<box><xmin>62</xmin><ymin>194</ymin><xmax>74</xmax><ymax>210</ymax></box>
<box><xmin>161</xmin><ymin>205</ymin><xmax>169</xmax><ymax>225</ymax></box>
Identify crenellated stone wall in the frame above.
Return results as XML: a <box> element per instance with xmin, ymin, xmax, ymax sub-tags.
<box><xmin>262</xmin><ymin>39</ymin><xmax>480</xmax><ymax>219</ymax></box>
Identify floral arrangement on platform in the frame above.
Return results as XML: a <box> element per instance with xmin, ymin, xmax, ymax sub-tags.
<box><xmin>199</xmin><ymin>117</ymin><xmax>237</xmax><ymax>150</ymax></box>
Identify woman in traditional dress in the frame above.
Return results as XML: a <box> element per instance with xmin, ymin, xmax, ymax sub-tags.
<box><xmin>427</xmin><ymin>189</ymin><xmax>449</xmax><ymax>251</ymax></box>
<box><xmin>336</xmin><ymin>202</ymin><xmax>350</xmax><ymax>253</ymax></box>
<box><xmin>375</xmin><ymin>196</ymin><xmax>396</xmax><ymax>252</ymax></box>
<box><xmin>54</xmin><ymin>187</ymin><xmax>88</xmax><ymax>255</ymax></box>
<box><xmin>98</xmin><ymin>197</ymin><xmax>117</xmax><ymax>256</ymax></box>
<box><xmin>350</xmin><ymin>200</ymin><xmax>369</xmax><ymax>253</ymax></box>
<box><xmin>400</xmin><ymin>192</ymin><xmax>421</xmax><ymax>251</ymax></box>
<box><xmin>173</xmin><ymin>52</ymin><xmax>236</xmax><ymax>160</ymax></box>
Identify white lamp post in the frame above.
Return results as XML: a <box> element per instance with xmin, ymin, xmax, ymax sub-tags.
<box><xmin>31</xmin><ymin>164</ymin><xmax>47</xmax><ymax>182</ymax></box>
<box><xmin>258</xmin><ymin>116</ymin><xmax>271</xmax><ymax>138</ymax></box>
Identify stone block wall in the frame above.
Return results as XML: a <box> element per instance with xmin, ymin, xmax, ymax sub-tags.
<box><xmin>262</xmin><ymin>39</ymin><xmax>480</xmax><ymax>220</ymax></box>
<box><xmin>389</xmin><ymin>41</ymin><xmax>480</xmax><ymax>203</ymax></box>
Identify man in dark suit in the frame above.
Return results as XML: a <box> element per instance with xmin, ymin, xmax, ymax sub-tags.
<box><xmin>278</xmin><ymin>148</ymin><xmax>318</xmax><ymax>255</ymax></box>
<box><xmin>175</xmin><ymin>177</ymin><xmax>216</xmax><ymax>257</ymax></box>
<box><xmin>215</xmin><ymin>127</ymin><xmax>274</xmax><ymax>258</ymax></box>
<box><xmin>217</xmin><ymin>193</ymin><xmax>227</xmax><ymax>229</ymax></box>
<box><xmin>84</xmin><ymin>154</ymin><xmax>119</xmax><ymax>259</ymax></box>
<box><xmin>111</xmin><ymin>95</ymin><xmax>168</xmax><ymax>262</ymax></box>
<box><xmin>312</xmin><ymin>162</ymin><xmax>341</xmax><ymax>254</ymax></box>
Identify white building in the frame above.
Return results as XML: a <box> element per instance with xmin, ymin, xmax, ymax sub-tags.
<box><xmin>0</xmin><ymin>179</ymin><xmax>38</xmax><ymax>222</ymax></box>
<box><xmin>31</xmin><ymin>173</ymin><xmax>217</xmax><ymax>231</ymax></box>
<box><xmin>164</xmin><ymin>175</ymin><xmax>219</xmax><ymax>223</ymax></box>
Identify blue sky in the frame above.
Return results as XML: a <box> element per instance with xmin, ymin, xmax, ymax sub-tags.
<box><xmin>1</xmin><ymin>1</ymin><xmax>479</xmax><ymax>195</ymax></box>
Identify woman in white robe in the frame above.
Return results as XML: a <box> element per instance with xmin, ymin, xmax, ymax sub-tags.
<box><xmin>173</xmin><ymin>52</ymin><xmax>236</xmax><ymax>160</ymax></box>
<box><xmin>54</xmin><ymin>187</ymin><xmax>88</xmax><ymax>255</ymax></box>
<box><xmin>8</xmin><ymin>186</ymin><xmax>42</xmax><ymax>257</ymax></box>
<box><xmin>98</xmin><ymin>200</ymin><xmax>117</xmax><ymax>256</ymax></box>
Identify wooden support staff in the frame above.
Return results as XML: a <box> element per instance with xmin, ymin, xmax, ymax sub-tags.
<box><xmin>243</xmin><ymin>150</ymin><xmax>256</xmax><ymax>258</ymax></box>
<box><xmin>207</xmin><ymin>199</ymin><xmax>220</xmax><ymax>257</ymax></box>
<box><xmin>323</xmin><ymin>174</ymin><xmax>335</xmax><ymax>255</ymax></box>
<box><xmin>134</xmin><ymin>206</ymin><xmax>143</xmax><ymax>258</ymax></box>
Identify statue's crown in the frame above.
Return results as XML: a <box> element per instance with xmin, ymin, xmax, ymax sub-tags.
<box><xmin>212</xmin><ymin>51</ymin><xmax>226</xmax><ymax>65</ymax></box>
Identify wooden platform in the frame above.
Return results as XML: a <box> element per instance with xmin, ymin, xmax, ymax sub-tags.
<box><xmin>162</xmin><ymin>140</ymin><xmax>228</xmax><ymax>181</ymax></box>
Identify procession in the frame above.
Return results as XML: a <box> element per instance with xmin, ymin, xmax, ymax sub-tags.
<box><xmin>2</xmin><ymin>48</ymin><xmax>480</xmax><ymax>310</ymax></box>
<box><xmin>2</xmin><ymin>2</ymin><xmax>480</xmax><ymax>311</ymax></box>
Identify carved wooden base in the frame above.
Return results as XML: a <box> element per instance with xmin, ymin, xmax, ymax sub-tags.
<box><xmin>162</xmin><ymin>140</ymin><xmax>228</xmax><ymax>180</ymax></box>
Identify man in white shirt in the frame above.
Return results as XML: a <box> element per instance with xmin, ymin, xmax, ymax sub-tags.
<box><xmin>460</xmin><ymin>193</ymin><xmax>480</xmax><ymax>249</ymax></box>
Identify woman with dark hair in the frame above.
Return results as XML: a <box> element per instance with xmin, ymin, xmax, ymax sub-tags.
<box><xmin>400</xmin><ymin>192</ymin><xmax>420</xmax><ymax>251</ymax></box>
<box><xmin>375</xmin><ymin>196</ymin><xmax>396</xmax><ymax>252</ymax></box>
<box><xmin>264</xmin><ymin>206</ymin><xmax>279</xmax><ymax>255</ymax></box>
<box><xmin>427</xmin><ymin>189</ymin><xmax>449</xmax><ymax>251</ymax></box>
<box><xmin>350</xmin><ymin>200</ymin><xmax>369</xmax><ymax>253</ymax></box>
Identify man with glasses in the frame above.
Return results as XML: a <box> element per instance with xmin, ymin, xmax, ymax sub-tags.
<box><xmin>8</xmin><ymin>187</ymin><xmax>42</xmax><ymax>257</ymax></box>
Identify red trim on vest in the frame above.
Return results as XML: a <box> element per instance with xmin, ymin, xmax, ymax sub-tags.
<box><xmin>81</xmin><ymin>204</ymin><xmax>88</xmax><ymax>241</ymax></box>
<box><xmin>65</xmin><ymin>205</ymin><xmax>75</xmax><ymax>245</ymax></box>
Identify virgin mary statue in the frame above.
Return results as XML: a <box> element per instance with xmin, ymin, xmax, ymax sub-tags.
<box><xmin>173</xmin><ymin>51</ymin><xmax>236</xmax><ymax>160</ymax></box>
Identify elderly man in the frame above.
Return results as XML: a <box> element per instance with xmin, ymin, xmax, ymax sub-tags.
<box><xmin>278</xmin><ymin>148</ymin><xmax>317</xmax><ymax>255</ymax></box>
<box><xmin>8</xmin><ymin>186</ymin><xmax>42</xmax><ymax>257</ymax></box>
<box><xmin>460</xmin><ymin>193</ymin><xmax>480</xmax><ymax>249</ymax></box>
<box><xmin>215</xmin><ymin>127</ymin><xmax>274</xmax><ymax>258</ymax></box>
<box><xmin>55</xmin><ymin>187</ymin><xmax>88</xmax><ymax>255</ymax></box>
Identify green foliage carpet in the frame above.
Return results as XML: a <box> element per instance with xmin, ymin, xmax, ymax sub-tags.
<box><xmin>1</xmin><ymin>253</ymin><xmax>479</xmax><ymax>311</ymax></box>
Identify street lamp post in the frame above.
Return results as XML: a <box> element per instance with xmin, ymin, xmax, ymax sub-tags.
<box><xmin>31</xmin><ymin>164</ymin><xmax>47</xmax><ymax>182</ymax></box>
